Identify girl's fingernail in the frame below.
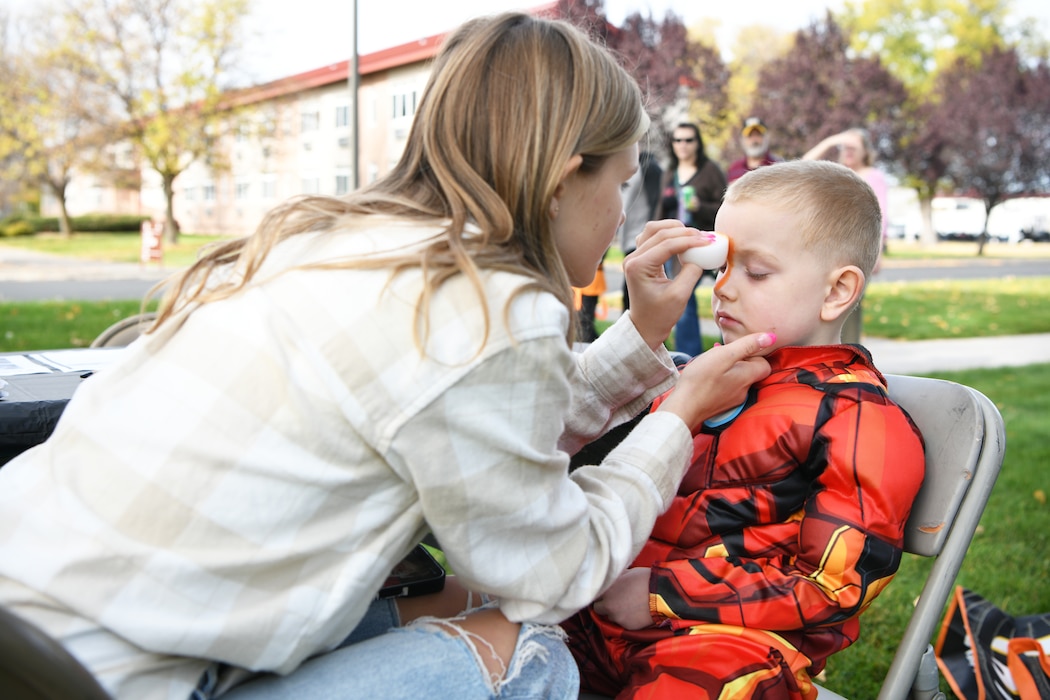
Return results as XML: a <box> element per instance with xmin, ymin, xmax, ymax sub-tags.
<box><xmin>759</xmin><ymin>333</ymin><xmax>776</xmax><ymax>347</ymax></box>
<box><xmin>702</xmin><ymin>232</ymin><xmax>717</xmax><ymax>241</ymax></box>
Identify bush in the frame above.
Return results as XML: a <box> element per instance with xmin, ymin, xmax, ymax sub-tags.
<box><xmin>0</xmin><ymin>217</ymin><xmax>35</xmax><ymax>237</ymax></box>
<box><xmin>71</xmin><ymin>214</ymin><xmax>152</xmax><ymax>233</ymax></box>
<box><xmin>0</xmin><ymin>213</ymin><xmax>151</xmax><ymax>235</ymax></box>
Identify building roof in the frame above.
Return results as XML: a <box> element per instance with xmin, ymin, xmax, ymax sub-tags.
<box><xmin>224</xmin><ymin>2</ymin><xmax>560</xmax><ymax>109</ymax></box>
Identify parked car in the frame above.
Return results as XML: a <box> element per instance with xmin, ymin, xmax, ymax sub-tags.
<box><xmin>1020</xmin><ymin>226</ymin><xmax>1050</xmax><ymax>242</ymax></box>
<box><xmin>933</xmin><ymin>197</ymin><xmax>985</xmax><ymax>241</ymax></box>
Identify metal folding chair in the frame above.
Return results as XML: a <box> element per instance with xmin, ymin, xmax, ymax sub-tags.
<box><xmin>816</xmin><ymin>374</ymin><xmax>1006</xmax><ymax>699</ymax></box>
<box><xmin>89</xmin><ymin>312</ymin><xmax>157</xmax><ymax>348</ymax></box>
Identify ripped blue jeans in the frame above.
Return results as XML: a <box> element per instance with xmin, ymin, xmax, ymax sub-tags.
<box><xmin>207</xmin><ymin>597</ymin><xmax>579</xmax><ymax>699</ymax></box>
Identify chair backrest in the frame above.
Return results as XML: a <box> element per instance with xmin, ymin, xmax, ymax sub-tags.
<box><xmin>0</xmin><ymin>605</ymin><xmax>111</xmax><ymax>699</ymax></box>
<box><xmin>90</xmin><ymin>312</ymin><xmax>157</xmax><ymax>349</ymax></box>
<box><xmin>889</xmin><ymin>374</ymin><xmax>996</xmax><ymax>558</ymax></box>
<box><xmin>871</xmin><ymin>375</ymin><xmax>1005</xmax><ymax>700</ymax></box>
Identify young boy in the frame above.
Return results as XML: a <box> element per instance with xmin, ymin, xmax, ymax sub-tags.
<box><xmin>563</xmin><ymin>160</ymin><xmax>926</xmax><ymax>699</ymax></box>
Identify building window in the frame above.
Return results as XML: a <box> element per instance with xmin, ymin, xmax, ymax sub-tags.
<box><xmin>301</xmin><ymin>110</ymin><xmax>320</xmax><ymax>132</ymax></box>
<box><xmin>203</xmin><ymin>184</ymin><xmax>216</xmax><ymax>201</ymax></box>
<box><xmin>262</xmin><ymin>178</ymin><xmax>277</xmax><ymax>200</ymax></box>
<box><xmin>391</xmin><ymin>90</ymin><xmax>418</xmax><ymax>119</ymax></box>
<box><xmin>338</xmin><ymin>136</ymin><xmax>349</xmax><ymax>148</ymax></box>
<box><xmin>301</xmin><ymin>177</ymin><xmax>320</xmax><ymax>195</ymax></box>
<box><xmin>335</xmin><ymin>174</ymin><xmax>350</xmax><ymax>195</ymax></box>
<box><xmin>235</xmin><ymin>181</ymin><xmax>250</xmax><ymax>200</ymax></box>
<box><xmin>335</xmin><ymin>104</ymin><xmax>349</xmax><ymax>127</ymax></box>
<box><xmin>184</xmin><ymin>187</ymin><xmax>196</xmax><ymax>202</ymax></box>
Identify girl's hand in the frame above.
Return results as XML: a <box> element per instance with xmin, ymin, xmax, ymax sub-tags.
<box><xmin>592</xmin><ymin>567</ymin><xmax>653</xmax><ymax>630</ymax></box>
<box><xmin>656</xmin><ymin>331</ymin><xmax>775</xmax><ymax>432</ymax></box>
<box><xmin>622</xmin><ymin>220</ymin><xmax>718</xmax><ymax>350</ymax></box>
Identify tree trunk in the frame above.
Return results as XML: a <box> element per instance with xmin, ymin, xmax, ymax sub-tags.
<box><xmin>163</xmin><ymin>174</ymin><xmax>179</xmax><ymax>245</ymax></box>
<box><xmin>46</xmin><ymin>180</ymin><xmax>74</xmax><ymax>239</ymax></box>
<box><xmin>976</xmin><ymin>202</ymin><xmax>993</xmax><ymax>257</ymax></box>
<box><xmin>918</xmin><ymin>194</ymin><xmax>937</xmax><ymax>247</ymax></box>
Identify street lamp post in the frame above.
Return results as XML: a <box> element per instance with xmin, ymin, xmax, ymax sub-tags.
<box><xmin>348</xmin><ymin>0</ymin><xmax>359</xmax><ymax>191</ymax></box>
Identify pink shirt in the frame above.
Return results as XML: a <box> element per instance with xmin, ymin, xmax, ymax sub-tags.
<box><xmin>861</xmin><ymin>167</ymin><xmax>889</xmax><ymax>241</ymax></box>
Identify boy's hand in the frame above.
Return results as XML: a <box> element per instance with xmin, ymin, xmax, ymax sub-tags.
<box><xmin>592</xmin><ymin>567</ymin><xmax>653</xmax><ymax>630</ymax></box>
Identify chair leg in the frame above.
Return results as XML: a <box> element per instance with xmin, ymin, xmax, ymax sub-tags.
<box><xmin>911</xmin><ymin>644</ymin><xmax>946</xmax><ymax>700</ymax></box>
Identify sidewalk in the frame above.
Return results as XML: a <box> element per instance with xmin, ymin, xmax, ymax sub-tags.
<box><xmin>601</xmin><ymin>310</ymin><xmax>1050</xmax><ymax>376</ymax></box>
<box><xmin>3</xmin><ymin>244</ymin><xmax>1049</xmax><ymax>374</ymax></box>
<box><xmin>0</xmin><ymin>245</ymin><xmax>170</xmax><ymax>282</ymax></box>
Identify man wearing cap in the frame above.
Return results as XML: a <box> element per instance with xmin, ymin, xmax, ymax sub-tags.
<box><xmin>727</xmin><ymin>117</ymin><xmax>779</xmax><ymax>183</ymax></box>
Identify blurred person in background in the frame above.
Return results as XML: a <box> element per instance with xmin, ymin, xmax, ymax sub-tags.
<box><xmin>617</xmin><ymin>150</ymin><xmax>663</xmax><ymax>311</ymax></box>
<box><xmin>654</xmin><ymin>123</ymin><xmax>727</xmax><ymax>357</ymax></box>
<box><xmin>803</xmin><ymin>127</ymin><xmax>888</xmax><ymax>343</ymax></box>
<box><xmin>727</xmin><ymin>117</ymin><xmax>779</xmax><ymax>184</ymax></box>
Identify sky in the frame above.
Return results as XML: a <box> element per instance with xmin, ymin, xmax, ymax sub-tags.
<box><xmin>2</xmin><ymin>0</ymin><xmax>1047</xmax><ymax>84</ymax></box>
<box><xmin>241</xmin><ymin>0</ymin><xmax>1050</xmax><ymax>84</ymax></box>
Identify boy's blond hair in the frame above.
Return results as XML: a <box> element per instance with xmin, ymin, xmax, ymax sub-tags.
<box><xmin>723</xmin><ymin>160</ymin><xmax>882</xmax><ymax>279</ymax></box>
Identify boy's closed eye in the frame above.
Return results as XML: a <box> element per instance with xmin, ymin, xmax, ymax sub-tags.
<box><xmin>744</xmin><ymin>269</ymin><xmax>771</xmax><ymax>280</ymax></box>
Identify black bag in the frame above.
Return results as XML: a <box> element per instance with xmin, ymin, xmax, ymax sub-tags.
<box><xmin>934</xmin><ymin>586</ymin><xmax>1050</xmax><ymax>699</ymax></box>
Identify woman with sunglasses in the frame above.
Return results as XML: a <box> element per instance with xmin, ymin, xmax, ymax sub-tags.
<box><xmin>654</xmin><ymin>122</ymin><xmax>728</xmax><ymax>357</ymax></box>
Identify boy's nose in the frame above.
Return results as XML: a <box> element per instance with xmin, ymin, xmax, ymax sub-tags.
<box><xmin>713</xmin><ymin>271</ymin><xmax>734</xmax><ymax>299</ymax></box>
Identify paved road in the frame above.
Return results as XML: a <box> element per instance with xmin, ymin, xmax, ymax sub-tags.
<box><xmin>2</xmin><ymin>244</ymin><xmax>1049</xmax><ymax>374</ymax></box>
<box><xmin>2</xmin><ymin>245</ymin><xmax>1048</xmax><ymax>302</ymax></box>
<box><xmin>0</xmin><ymin>247</ymin><xmax>171</xmax><ymax>302</ymax></box>
<box><xmin>874</xmin><ymin>256</ymin><xmax>1049</xmax><ymax>283</ymax></box>
<box><xmin>2</xmin><ymin>244</ymin><xmax>1048</xmax><ymax>302</ymax></box>
<box><xmin>602</xmin><ymin>256</ymin><xmax>1048</xmax><ymax>302</ymax></box>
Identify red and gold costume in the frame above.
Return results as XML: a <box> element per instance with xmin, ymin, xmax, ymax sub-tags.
<box><xmin>564</xmin><ymin>345</ymin><xmax>926</xmax><ymax>699</ymax></box>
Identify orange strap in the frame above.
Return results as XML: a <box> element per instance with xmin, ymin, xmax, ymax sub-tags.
<box><xmin>1007</xmin><ymin>637</ymin><xmax>1050</xmax><ymax>700</ymax></box>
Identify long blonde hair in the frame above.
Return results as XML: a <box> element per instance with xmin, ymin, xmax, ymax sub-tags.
<box><xmin>152</xmin><ymin>13</ymin><xmax>648</xmax><ymax>346</ymax></box>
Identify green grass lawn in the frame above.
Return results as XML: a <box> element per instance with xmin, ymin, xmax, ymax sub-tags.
<box><xmin>0</xmin><ymin>300</ymin><xmax>160</xmax><ymax>351</ymax></box>
<box><xmin>596</xmin><ymin>276</ymin><xmax>1050</xmax><ymax>349</ymax></box>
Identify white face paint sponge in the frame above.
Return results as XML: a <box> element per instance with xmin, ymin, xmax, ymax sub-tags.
<box><xmin>678</xmin><ymin>232</ymin><xmax>729</xmax><ymax>270</ymax></box>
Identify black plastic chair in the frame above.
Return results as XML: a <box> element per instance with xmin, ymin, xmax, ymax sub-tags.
<box><xmin>0</xmin><ymin>605</ymin><xmax>110</xmax><ymax>699</ymax></box>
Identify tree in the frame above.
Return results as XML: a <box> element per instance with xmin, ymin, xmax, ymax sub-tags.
<box><xmin>930</xmin><ymin>46</ymin><xmax>1050</xmax><ymax>254</ymax></box>
<box><xmin>842</xmin><ymin>0</ymin><xmax>1014</xmax><ymax>94</ymax></box>
<box><xmin>53</xmin><ymin>0</ymin><xmax>250</xmax><ymax>243</ymax></box>
<box><xmin>0</xmin><ymin>56</ymin><xmax>82</xmax><ymax>237</ymax></box>
<box><xmin>556</xmin><ymin>0</ymin><xmax>611</xmax><ymax>44</ymax></box>
<box><xmin>558</xmin><ymin>0</ymin><xmax>729</xmax><ymax>145</ymax></box>
<box><xmin>0</xmin><ymin>11</ymin><xmax>110</xmax><ymax>235</ymax></box>
<box><xmin>720</xmin><ymin>23</ymin><xmax>793</xmax><ymax>162</ymax></box>
<box><xmin>751</xmin><ymin>13</ymin><xmax>908</xmax><ymax>162</ymax></box>
<box><xmin>840</xmin><ymin>0</ymin><xmax>1032</xmax><ymax>246</ymax></box>
<box><xmin>614</xmin><ymin>9</ymin><xmax>730</xmax><ymax>155</ymax></box>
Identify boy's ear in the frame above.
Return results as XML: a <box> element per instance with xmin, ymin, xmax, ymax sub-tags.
<box><xmin>822</xmin><ymin>266</ymin><xmax>865</xmax><ymax>322</ymax></box>
<box><xmin>549</xmin><ymin>155</ymin><xmax>584</xmax><ymax>219</ymax></box>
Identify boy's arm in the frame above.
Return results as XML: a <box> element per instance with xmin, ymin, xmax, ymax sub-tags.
<box><xmin>647</xmin><ymin>398</ymin><xmax>925</xmax><ymax>632</ymax></box>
